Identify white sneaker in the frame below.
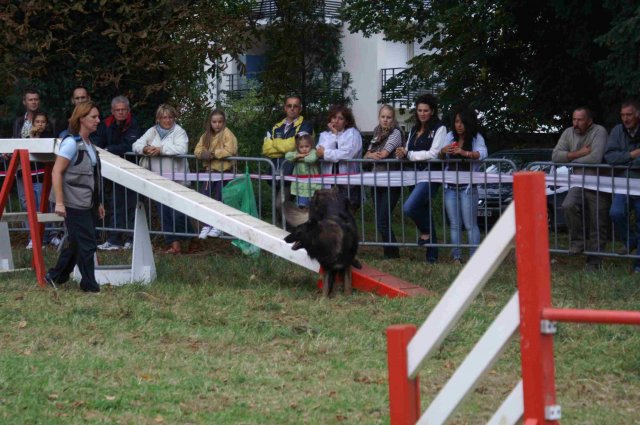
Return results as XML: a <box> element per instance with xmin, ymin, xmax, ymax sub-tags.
<box><xmin>123</xmin><ymin>242</ymin><xmax>132</xmax><ymax>250</ymax></box>
<box><xmin>199</xmin><ymin>226</ymin><xmax>212</xmax><ymax>239</ymax></box>
<box><xmin>97</xmin><ymin>241</ymin><xmax>123</xmax><ymax>251</ymax></box>
<box><xmin>49</xmin><ymin>237</ymin><xmax>61</xmax><ymax>247</ymax></box>
<box><xmin>208</xmin><ymin>227</ymin><xmax>223</xmax><ymax>238</ymax></box>
<box><xmin>26</xmin><ymin>240</ymin><xmax>33</xmax><ymax>250</ymax></box>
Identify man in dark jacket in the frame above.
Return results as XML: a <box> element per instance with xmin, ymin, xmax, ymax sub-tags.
<box><xmin>604</xmin><ymin>98</ymin><xmax>640</xmax><ymax>271</ymax></box>
<box><xmin>59</xmin><ymin>86</ymin><xmax>93</xmax><ymax>139</ymax></box>
<box><xmin>11</xmin><ymin>88</ymin><xmax>52</xmax><ymax>248</ymax></box>
<box><xmin>12</xmin><ymin>88</ymin><xmax>41</xmax><ymax>138</ymax></box>
<box><xmin>96</xmin><ymin>96</ymin><xmax>142</xmax><ymax>250</ymax></box>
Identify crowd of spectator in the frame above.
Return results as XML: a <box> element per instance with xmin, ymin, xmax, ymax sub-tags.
<box><xmin>5</xmin><ymin>85</ymin><xmax>640</xmax><ymax>278</ymax></box>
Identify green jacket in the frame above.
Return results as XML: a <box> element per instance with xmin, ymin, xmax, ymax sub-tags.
<box><xmin>285</xmin><ymin>149</ymin><xmax>322</xmax><ymax>198</ymax></box>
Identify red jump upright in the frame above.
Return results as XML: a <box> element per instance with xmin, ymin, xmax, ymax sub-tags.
<box><xmin>513</xmin><ymin>171</ymin><xmax>640</xmax><ymax>424</ymax></box>
<box><xmin>0</xmin><ymin>149</ymin><xmax>51</xmax><ymax>287</ymax></box>
<box><xmin>513</xmin><ymin>172</ymin><xmax>559</xmax><ymax>425</ymax></box>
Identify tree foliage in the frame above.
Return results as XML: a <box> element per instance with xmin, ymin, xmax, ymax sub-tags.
<box><xmin>258</xmin><ymin>0</ymin><xmax>354</xmax><ymax>125</ymax></box>
<box><xmin>223</xmin><ymin>83</ymin><xmax>279</xmax><ymax>157</ymax></box>
<box><xmin>0</xmin><ymin>0</ymin><xmax>255</xmax><ymax>132</ymax></box>
<box><xmin>341</xmin><ymin>0</ymin><xmax>633</xmax><ymax>131</ymax></box>
<box><xmin>595</xmin><ymin>1</ymin><xmax>640</xmax><ymax>118</ymax></box>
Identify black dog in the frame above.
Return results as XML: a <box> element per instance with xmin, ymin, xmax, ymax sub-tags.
<box><xmin>284</xmin><ymin>188</ymin><xmax>362</xmax><ymax>297</ymax></box>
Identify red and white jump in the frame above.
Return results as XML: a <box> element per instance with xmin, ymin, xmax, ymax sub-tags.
<box><xmin>386</xmin><ymin>171</ymin><xmax>640</xmax><ymax>425</ymax></box>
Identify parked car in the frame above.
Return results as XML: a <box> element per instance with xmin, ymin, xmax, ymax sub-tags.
<box><xmin>477</xmin><ymin>149</ymin><xmax>568</xmax><ymax>230</ymax></box>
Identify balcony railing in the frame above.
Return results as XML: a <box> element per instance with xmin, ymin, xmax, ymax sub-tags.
<box><xmin>225</xmin><ymin>72</ymin><xmax>262</xmax><ymax>97</ymax></box>
<box><xmin>379</xmin><ymin>67</ymin><xmax>440</xmax><ymax>108</ymax></box>
<box><xmin>224</xmin><ymin>71</ymin><xmax>349</xmax><ymax>100</ymax></box>
<box><xmin>252</xmin><ymin>0</ymin><xmax>343</xmax><ymax>21</ymax></box>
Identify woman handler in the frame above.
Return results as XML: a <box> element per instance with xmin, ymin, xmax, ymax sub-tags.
<box><xmin>45</xmin><ymin>102</ymin><xmax>104</xmax><ymax>293</ymax></box>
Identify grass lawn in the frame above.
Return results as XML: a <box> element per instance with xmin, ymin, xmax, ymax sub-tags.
<box><xmin>1</xmin><ymin>237</ymin><xmax>639</xmax><ymax>424</ymax></box>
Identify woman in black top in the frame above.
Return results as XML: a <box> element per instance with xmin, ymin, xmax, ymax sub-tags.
<box><xmin>395</xmin><ymin>94</ymin><xmax>448</xmax><ymax>263</ymax></box>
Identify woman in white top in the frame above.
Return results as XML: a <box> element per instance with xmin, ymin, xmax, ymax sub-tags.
<box><xmin>316</xmin><ymin>105</ymin><xmax>363</xmax><ymax>209</ymax></box>
<box><xmin>132</xmin><ymin>104</ymin><xmax>195</xmax><ymax>254</ymax></box>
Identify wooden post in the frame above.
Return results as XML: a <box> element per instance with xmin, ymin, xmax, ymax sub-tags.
<box><xmin>19</xmin><ymin>150</ymin><xmax>47</xmax><ymax>287</ymax></box>
<box><xmin>387</xmin><ymin>324</ymin><xmax>420</xmax><ymax>425</ymax></box>
<box><xmin>513</xmin><ymin>172</ymin><xmax>558</xmax><ymax>425</ymax></box>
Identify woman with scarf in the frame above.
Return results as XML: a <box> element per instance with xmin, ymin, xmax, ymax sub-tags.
<box><xmin>395</xmin><ymin>94</ymin><xmax>447</xmax><ymax>264</ymax></box>
<box><xmin>132</xmin><ymin>104</ymin><xmax>197</xmax><ymax>254</ymax></box>
<box><xmin>364</xmin><ymin>105</ymin><xmax>403</xmax><ymax>259</ymax></box>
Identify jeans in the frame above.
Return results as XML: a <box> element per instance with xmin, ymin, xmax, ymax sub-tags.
<box><xmin>371</xmin><ymin>186</ymin><xmax>401</xmax><ymax>258</ymax></box>
<box><xmin>610</xmin><ymin>193</ymin><xmax>640</xmax><ymax>265</ymax></box>
<box><xmin>16</xmin><ymin>178</ymin><xmax>55</xmax><ymax>243</ymax></box>
<box><xmin>444</xmin><ymin>186</ymin><xmax>481</xmax><ymax>260</ymax></box>
<box><xmin>105</xmin><ymin>183</ymin><xmax>138</xmax><ymax>245</ymax></box>
<box><xmin>157</xmin><ymin>202</ymin><xmax>193</xmax><ymax>245</ymax></box>
<box><xmin>16</xmin><ymin>178</ymin><xmax>42</xmax><ymax>212</ymax></box>
<box><xmin>295</xmin><ymin>196</ymin><xmax>310</xmax><ymax>207</ymax></box>
<box><xmin>48</xmin><ymin>207</ymin><xmax>99</xmax><ymax>292</ymax></box>
<box><xmin>403</xmin><ymin>182</ymin><xmax>440</xmax><ymax>262</ymax></box>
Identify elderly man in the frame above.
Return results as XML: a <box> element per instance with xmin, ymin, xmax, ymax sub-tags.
<box><xmin>604</xmin><ymin>99</ymin><xmax>640</xmax><ymax>272</ymax></box>
<box><xmin>262</xmin><ymin>95</ymin><xmax>313</xmax><ymax>173</ymax></box>
<box><xmin>552</xmin><ymin>107</ymin><xmax>609</xmax><ymax>270</ymax></box>
<box><xmin>96</xmin><ymin>96</ymin><xmax>142</xmax><ymax>251</ymax></box>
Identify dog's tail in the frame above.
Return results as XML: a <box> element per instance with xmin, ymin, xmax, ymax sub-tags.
<box><xmin>283</xmin><ymin>201</ymin><xmax>310</xmax><ymax>227</ymax></box>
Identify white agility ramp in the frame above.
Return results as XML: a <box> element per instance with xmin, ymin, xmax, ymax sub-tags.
<box><xmin>98</xmin><ymin>149</ymin><xmax>320</xmax><ymax>272</ymax></box>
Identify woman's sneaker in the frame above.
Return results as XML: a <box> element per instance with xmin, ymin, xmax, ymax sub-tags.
<box><xmin>199</xmin><ymin>226</ymin><xmax>212</xmax><ymax>239</ymax></box>
<box><xmin>208</xmin><ymin>227</ymin><xmax>223</xmax><ymax>238</ymax></box>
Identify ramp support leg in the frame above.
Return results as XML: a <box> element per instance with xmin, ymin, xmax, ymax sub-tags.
<box><xmin>0</xmin><ymin>222</ymin><xmax>14</xmax><ymax>271</ymax></box>
<box><xmin>130</xmin><ymin>202</ymin><xmax>156</xmax><ymax>283</ymax></box>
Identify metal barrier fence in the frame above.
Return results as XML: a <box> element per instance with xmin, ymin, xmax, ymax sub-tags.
<box><xmin>526</xmin><ymin>161</ymin><xmax>640</xmax><ymax>262</ymax></box>
<box><xmin>4</xmin><ymin>153</ymin><xmax>640</xmax><ymax>264</ymax></box>
<box><xmin>278</xmin><ymin>157</ymin><xmax>520</xmax><ymax>262</ymax></box>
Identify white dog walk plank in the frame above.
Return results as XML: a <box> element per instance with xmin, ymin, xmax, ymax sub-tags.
<box><xmin>0</xmin><ymin>138</ymin><xmax>58</xmax><ymax>154</ymax></box>
<box><xmin>98</xmin><ymin>149</ymin><xmax>319</xmax><ymax>272</ymax></box>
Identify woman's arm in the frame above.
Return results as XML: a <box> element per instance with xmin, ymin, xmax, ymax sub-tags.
<box><xmin>407</xmin><ymin>126</ymin><xmax>448</xmax><ymax>161</ymax></box>
<box><xmin>131</xmin><ymin>127</ymin><xmax>154</xmax><ymax>154</ymax></box>
<box><xmin>471</xmin><ymin>133</ymin><xmax>488</xmax><ymax>160</ymax></box>
<box><xmin>160</xmin><ymin>126</ymin><xmax>189</xmax><ymax>156</ymax></box>
<box><xmin>51</xmin><ymin>156</ymin><xmax>70</xmax><ymax>217</ymax></box>
<box><xmin>214</xmin><ymin>129</ymin><xmax>238</xmax><ymax>158</ymax></box>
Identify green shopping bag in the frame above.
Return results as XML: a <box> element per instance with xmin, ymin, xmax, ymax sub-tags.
<box><xmin>222</xmin><ymin>169</ymin><xmax>260</xmax><ymax>257</ymax></box>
